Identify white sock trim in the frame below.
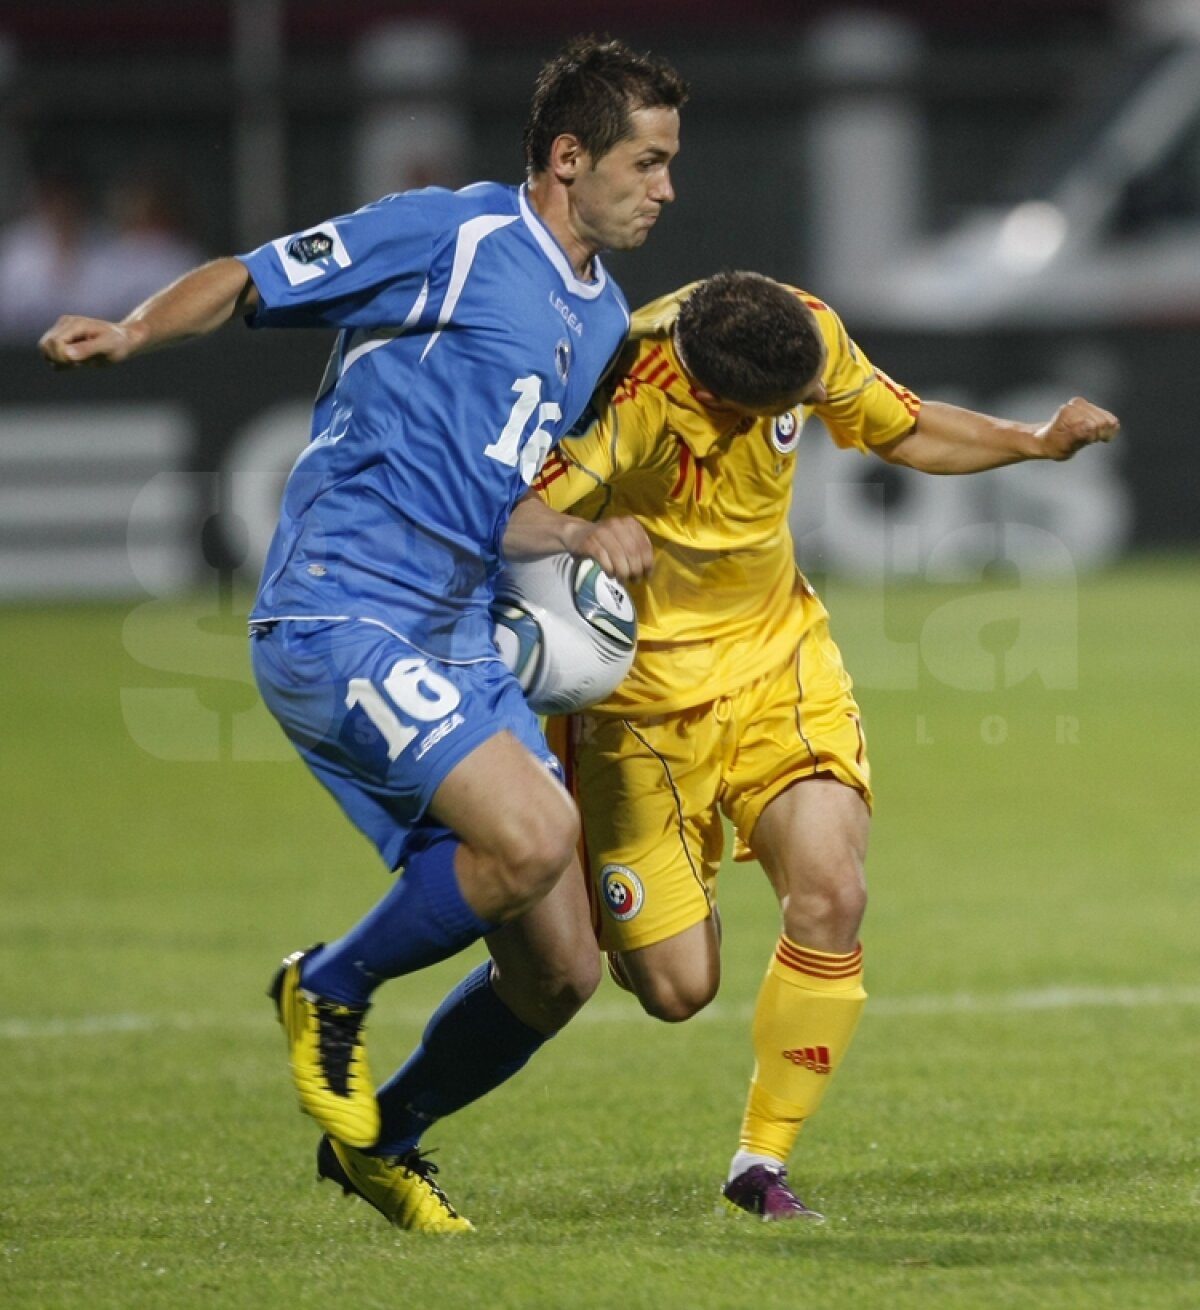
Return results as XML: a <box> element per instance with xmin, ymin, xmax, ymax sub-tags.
<box><xmin>728</xmin><ymin>1149</ymin><xmax>786</xmax><ymax>1183</ymax></box>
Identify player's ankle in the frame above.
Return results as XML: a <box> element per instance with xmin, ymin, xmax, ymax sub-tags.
<box><xmin>728</xmin><ymin>1149</ymin><xmax>786</xmax><ymax>1182</ymax></box>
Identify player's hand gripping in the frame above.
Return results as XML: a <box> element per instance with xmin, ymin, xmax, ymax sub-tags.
<box><xmin>569</xmin><ymin>515</ymin><xmax>654</xmax><ymax>584</ymax></box>
<box><xmin>1035</xmin><ymin>396</ymin><xmax>1119</xmax><ymax>461</ymax></box>
<box><xmin>39</xmin><ymin>316</ymin><xmax>141</xmax><ymax>368</ymax></box>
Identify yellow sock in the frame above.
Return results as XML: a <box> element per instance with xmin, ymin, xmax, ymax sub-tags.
<box><xmin>737</xmin><ymin>937</ymin><xmax>866</xmax><ymax>1161</ymax></box>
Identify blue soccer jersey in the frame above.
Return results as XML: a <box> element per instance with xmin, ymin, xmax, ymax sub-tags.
<box><xmin>241</xmin><ymin>182</ymin><xmax>630</xmax><ymax>661</ymax></box>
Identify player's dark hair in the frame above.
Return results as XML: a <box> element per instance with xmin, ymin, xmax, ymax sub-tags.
<box><xmin>675</xmin><ymin>272</ymin><xmax>825</xmax><ymax>410</ymax></box>
<box><xmin>524</xmin><ymin>35</ymin><xmax>688</xmax><ymax>174</ymax></box>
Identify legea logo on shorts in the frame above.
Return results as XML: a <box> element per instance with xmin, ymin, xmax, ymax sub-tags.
<box><xmin>600</xmin><ymin>864</ymin><xmax>644</xmax><ymax>921</ymax></box>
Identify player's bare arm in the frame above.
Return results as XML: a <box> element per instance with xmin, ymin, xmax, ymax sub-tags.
<box><xmin>504</xmin><ymin>491</ymin><xmax>654</xmax><ymax>583</ymax></box>
<box><xmin>39</xmin><ymin>257</ymin><xmax>260</xmax><ymax>368</ymax></box>
<box><xmin>876</xmin><ymin>396</ymin><xmax>1119</xmax><ymax>473</ymax></box>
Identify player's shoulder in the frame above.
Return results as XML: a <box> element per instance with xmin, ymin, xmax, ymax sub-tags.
<box><xmin>789</xmin><ymin>286</ymin><xmax>831</xmax><ymax>312</ymax></box>
<box><xmin>786</xmin><ymin>286</ymin><xmax>856</xmax><ymax>358</ymax></box>
<box><xmin>608</xmin><ymin>352</ymin><xmax>672</xmax><ymax>448</ymax></box>
<box><xmin>354</xmin><ymin>182</ymin><xmax>517</xmax><ymax>233</ymax></box>
<box><xmin>629</xmin><ymin>284</ymin><xmax>694</xmax><ymax>342</ymax></box>
<box><xmin>784</xmin><ymin>285</ymin><xmax>840</xmax><ymax>329</ymax></box>
<box><xmin>446</xmin><ymin>180</ymin><xmax>521</xmax><ymax>216</ymax></box>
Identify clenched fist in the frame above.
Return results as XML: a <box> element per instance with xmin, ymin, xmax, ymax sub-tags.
<box><xmin>1035</xmin><ymin>396</ymin><xmax>1120</xmax><ymax>461</ymax></box>
<box><xmin>38</xmin><ymin>316</ymin><xmax>140</xmax><ymax>368</ymax></box>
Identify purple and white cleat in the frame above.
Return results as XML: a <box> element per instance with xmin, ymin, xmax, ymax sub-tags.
<box><xmin>720</xmin><ymin>1164</ymin><xmax>825</xmax><ymax>1223</ymax></box>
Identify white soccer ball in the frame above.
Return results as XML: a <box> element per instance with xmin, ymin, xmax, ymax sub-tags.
<box><xmin>491</xmin><ymin>553</ymin><xmax>637</xmax><ymax>714</ymax></box>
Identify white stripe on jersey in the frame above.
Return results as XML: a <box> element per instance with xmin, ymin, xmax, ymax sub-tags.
<box><xmin>341</xmin><ymin>277</ymin><xmax>431</xmax><ymax>375</ymax></box>
<box><xmin>419</xmin><ymin>214</ymin><xmax>520</xmax><ymax>362</ymax></box>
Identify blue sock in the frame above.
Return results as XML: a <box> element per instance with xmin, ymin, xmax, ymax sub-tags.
<box><xmin>303</xmin><ymin>838</ymin><xmax>494</xmax><ymax>1007</ymax></box>
<box><xmin>373</xmin><ymin>962</ymin><xmax>550</xmax><ymax>1154</ymax></box>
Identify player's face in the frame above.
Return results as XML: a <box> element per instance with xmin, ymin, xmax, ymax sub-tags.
<box><xmin>573</xmin><ymin>105</ymin><xmax>680</xmax><ymax>252</ymax></box>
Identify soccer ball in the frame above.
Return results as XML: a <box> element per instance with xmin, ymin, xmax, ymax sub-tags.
<box><xmin>491</xmin><ymin>553</ymin><xmax>637</xmax><ymax>714</ymax></box>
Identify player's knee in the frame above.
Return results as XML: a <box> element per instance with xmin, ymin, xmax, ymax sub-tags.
<box><xmin>486</xmin><ymin>804</ymin><xmax>580</xmax><ymax>915</ymax></box>
<box><xmin>490</xmin><ymin>944</ymin><xmax>600</xmax><ymax>1034</ymax></box>
<box><xmin>829</xmin><ymin>874</ymin><xmax>867</xmax><ymax>935</ymax></box>
<box><xmin>785</xmin><ymin>865</ymin><xmax>867</xmax><ymax>948</ymax></box>
<box><xmin>534</xmin><ymin>952</ymin><xmax>602</xmax><ymax>1027</ymax></box>
<box><xmin>635</xmin><ymin>970</ymin><xmax>718</xmax><ymax>1024</ymax></box>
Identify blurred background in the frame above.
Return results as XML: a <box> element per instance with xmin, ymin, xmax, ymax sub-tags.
<box><xmin>0</xmin><ymin>0</ymin><xmax>1197</xmax><ymax>598</ymax></box>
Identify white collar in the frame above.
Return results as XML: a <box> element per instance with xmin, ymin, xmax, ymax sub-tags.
<box><xmin>518</xmin><ymin>184</ymin><xmax>608</xmax><ymax>301</ymax></box>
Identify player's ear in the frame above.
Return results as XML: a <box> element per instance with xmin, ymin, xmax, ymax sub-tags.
<box><xmin>548</xmin><ymin>133</ymin><xmax>586</xmax><ymax>182</ymax></box>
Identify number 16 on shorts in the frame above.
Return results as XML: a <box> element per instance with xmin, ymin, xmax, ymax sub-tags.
<box><xmin>346</xmin><ymin>657</ymin><xmax>464</xmax><ymax>762</ymax></box>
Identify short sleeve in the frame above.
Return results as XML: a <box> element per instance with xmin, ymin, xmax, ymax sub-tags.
<box><xmin>811</xmin><ymin>305</ymin><xmax>921</xmax><ymax>452</ymax></box>
<box><xmin>238</xmin><ymin>190</ymin><xmax>439</xmax><ymax>330</ymax></box>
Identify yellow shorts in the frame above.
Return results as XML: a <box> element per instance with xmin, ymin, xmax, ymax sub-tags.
<box><xmin>565</xmin><ymin>619</ymin><xmax>871</xmax><ymax>953</ymax></box>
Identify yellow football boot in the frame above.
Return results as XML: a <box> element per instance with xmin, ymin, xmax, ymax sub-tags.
<box><xmin>317</xmin><ymin>1135</ymin><xmax>474</xmax><ymax>1234</ymax></box>
<box><xmin>268</xmin><ymin>946</ymin><xmax>379</xmax><ymax>1149</ymax></box>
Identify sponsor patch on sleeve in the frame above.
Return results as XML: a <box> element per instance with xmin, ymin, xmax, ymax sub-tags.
<box><xmin>271</xmin><ymin>224</ymin><xmax>352</xmax><ymax>286</ymax></box>
<box><xmin>288</xmin><ymin>232</ymin><xmax>335</xmax><ymax>264</ymax></box>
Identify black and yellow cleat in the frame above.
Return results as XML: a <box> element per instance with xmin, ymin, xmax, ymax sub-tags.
<box><xmin>317</xmin><ymin>1135</ymin><xmax>474</xmax><ymax>1234</ymax></box>
<box><xmin>268</xmin><ymin>946</ymin><xmax>380</xmax><ymax>1149</ymax></box>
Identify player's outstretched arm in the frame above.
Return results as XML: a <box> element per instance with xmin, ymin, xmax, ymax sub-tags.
<box><xmin>504</xmin><ymin>492</ymin><xmax>654</xmax><ymax>583</ymax></box>
<box><xmin>876</xmin><ymin>397</ymin><xmax>1119</xmax><ymax>474</ymax></box>
<box><xmin>39</xmin><ymin>257</ymin><xmax>260</xmax><ymax>368</ymax></box>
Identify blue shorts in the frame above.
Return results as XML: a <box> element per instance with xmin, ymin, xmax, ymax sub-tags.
<box><xmin>250</xmin><ymin>618</ymin><xmax>559</xmax><ymax>870</ymax></box>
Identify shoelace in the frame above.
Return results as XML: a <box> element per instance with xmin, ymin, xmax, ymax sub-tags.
<box><xmin>392</xmin><ymin>1149</ymin><xmax>461</xmax><ymax>1216</ymax></box>
<box><xmin>313</xmin><ymin>1000</ymin><xmax>367</xmax><ymax>1095</ymax></box>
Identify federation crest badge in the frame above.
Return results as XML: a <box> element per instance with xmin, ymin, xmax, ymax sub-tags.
<box><xmin>771</xmin><ymin>410</ymin><xmax>802</xmax><ymax>455</ymax></box>
<box><xmin>287</xmin><ymin>231</ymin><xmax>336</xmax><ymax>264</ymax></box>
<box><xmin>600</xmin><ymin>864</ymin><xmax>644</xmax><ymax>922</ymax></box>
<box><xmin>555</xmin><ymin>338</ymin><xmax>572</xmax><ymax>383</ymax></box>
<box><xmin>274</xmin><ymin>224</ymin><xmax>351</xmax><ymax>286</ymax></box>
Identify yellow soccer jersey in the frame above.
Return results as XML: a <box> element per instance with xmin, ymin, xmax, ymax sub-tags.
<box><xmin>533</xmin><ymin>284</ymin><xmax>920</xmax><ymax>715</ymax></box>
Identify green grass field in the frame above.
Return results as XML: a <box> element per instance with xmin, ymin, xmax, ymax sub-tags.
<box><xmin>2</xmin><ymin>557</ymin><xmax>1197</xmax><ymax>1309</ymax></box>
